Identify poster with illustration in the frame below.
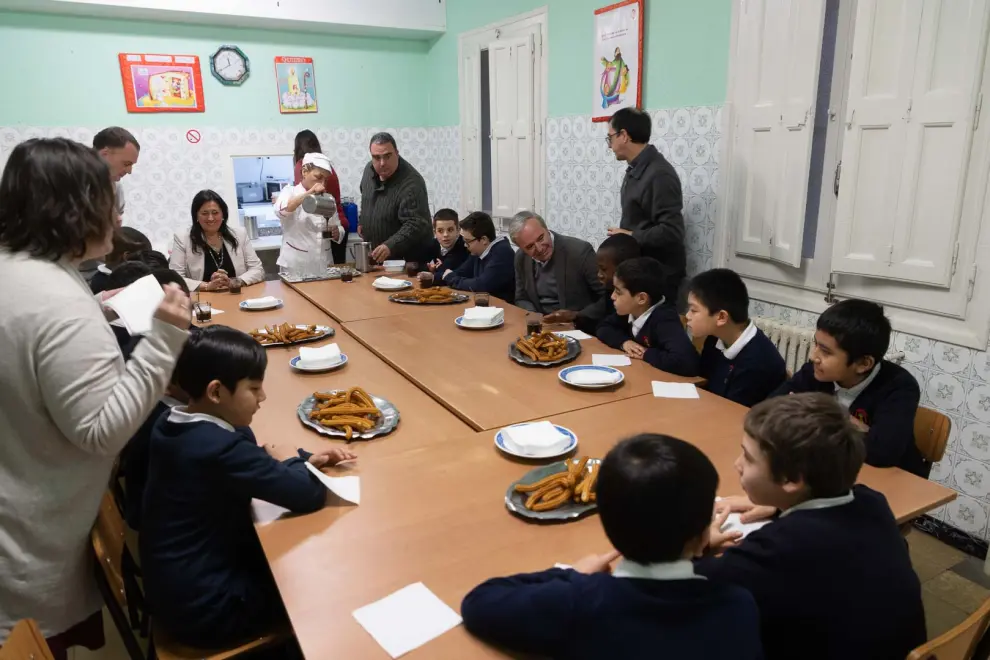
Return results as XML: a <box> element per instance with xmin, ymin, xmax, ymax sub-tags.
<box><xmin>275</xmin><ymin>56</ymin><xmax>318</xmax><ymax>114</ymax></box>
<box><xmin>118</xmin><ymin>53</ymin><xmax>206</xmax><ymax>113</ymax></box>
<box><xmin>592</xmin><ymin>0</ymin><xmax>643</xmax><ymax>122</ymax></box>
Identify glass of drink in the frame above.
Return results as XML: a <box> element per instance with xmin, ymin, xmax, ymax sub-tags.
<box><xmin>228</xmin><ymin>278</ymin><xmax>242</xmax><ymax>294</ymax></box>
<box><xmin>341</xmin><ymin>270</ymin><xmax>354</xmax><ymax>283</ymax></box>
<box><xmin>418</xmin><ymin>272</ymin><xmax>435</xmax><ymax>289</ymax></box>
<box><xmin>195</xmin><ymin>301</ymin><xmax>212</xmax><ymax>323</ymax></box>
<box><xmin>474</xmin><ymin>293</ymin><xmax>490</xmax><ymax>307</ymax></box>
<box><xmin>526</xmin><ymin>313</ymin><xmax>543</xmax><ymax>336</ymax></box>
<box><xmin>405</xmin><ymin>262</ymin><xmax>420</xmax><ymax>277</ymax></box>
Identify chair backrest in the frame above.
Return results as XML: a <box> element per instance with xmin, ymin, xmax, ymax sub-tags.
<box><xmin>907</xmin><ymin>595</ymin><xmax>990</xmax><ymax>660</ymax></box>
<box><xmin>0</xmin><ymin>619</ymin><xmax>54</xmax><ymax>660</ymax></box>
<box><xmin>915</xmin><ymin>406</ymin><xmax>952</xmax><ymax>464</ymax></box>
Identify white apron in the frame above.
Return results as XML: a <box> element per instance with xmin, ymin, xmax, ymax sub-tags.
<box><xmin>274</xmin><ymin>183</ymin><xmax>333</xmax><ymax>274</ymax></box>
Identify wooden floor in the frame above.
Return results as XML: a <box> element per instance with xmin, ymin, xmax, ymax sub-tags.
<box><xmin>74</xmin><ymin>530</ymin><xmax>987</xmax><ymax>659</ymax></box>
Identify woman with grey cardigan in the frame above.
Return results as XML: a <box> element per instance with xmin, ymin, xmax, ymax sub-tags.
<box><xmin>0</xmin><ymin>138</ymin><xmax>190</xmax><ymax>653</ymax></box>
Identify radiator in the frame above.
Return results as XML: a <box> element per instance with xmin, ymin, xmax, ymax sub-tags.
<box><xmin>753</xmin><ymin>317</ymin><xmax>904</xmax><ymax>376</ymax></box>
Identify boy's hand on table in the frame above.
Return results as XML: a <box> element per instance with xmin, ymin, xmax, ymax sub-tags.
<box><xmin>715</xmin><ymin>495</ymin><xmax>776</xmax><ymax>523</ymax></box>
<box><xmin>309</xmin><ymin>447</ymin><xmax>358</xmax><ymax>468</ymax></box>
<box><xmin>622</xmin><ymin>341</ymin><xmax>646</xmax><ymax>359</ymax></box>
<box><xmin>706</xmin><ymin>508</ymin><xmax>743</xmax><ymax>555</ymax></box>
<box><xmin>573</xmin><ymin>549</ymin><xmax>621</xmax><ymax>575</ymax></box>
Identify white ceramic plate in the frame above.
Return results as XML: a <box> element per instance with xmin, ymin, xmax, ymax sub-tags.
<box><xmin>558</xmin><ymin>365</ymin><xmax>625</xmax><ymax>389</ymax></box>
<box><xmin>289</xmin><ymin>353</ymin><xmax>349</xmax><ymax>373</ymax></box>
<box><xmin>239</xmin><ymin>298</ymin><xmax>283</xmax><ymax>311</ymax></box>
<box><xmin>454</xmin><ymin>316</ymin><xmax>505</xmax><ymax>331</ymax></box>
<box><xmin>494</xmin><ymin>423</ymin><xmax>578</xmax><ymax>460</ymax></box>
<box><xmin>373</xmin><ymin>281</ymin><xmax>413</xmax><ymax>291</ymax></box>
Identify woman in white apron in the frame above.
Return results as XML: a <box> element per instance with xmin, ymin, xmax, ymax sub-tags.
<box><xmin>274</xmin><ymin>152</ymin><xmax>341</xmax><ymax>278</ymax></box>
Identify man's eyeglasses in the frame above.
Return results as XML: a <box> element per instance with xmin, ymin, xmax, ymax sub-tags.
<box><xmin>605</xmin><ymin>131</ymin><xmax>620</xmax><ymax>146</ymax></box>
<box><xmin>463</xmin><ymin>236</ymin><xmax>483</xmax><ymax>245</ymax></box>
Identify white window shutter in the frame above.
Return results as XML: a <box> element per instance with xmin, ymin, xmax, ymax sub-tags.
<box><xmin>461</xmin><ymin>43</ymin><xmax>482</xmax><ymax>215</ymax></box>
<box><xmin>832</xmin><ymin>0</ymin><xmax>987</xmax><ymax>286</ymax></box>
<box><xmin>729</xmin><ymin>0</ymin><xmax>825</xmax><ymax>265</ymax></box>
<box><xmin>488</xmin><ymin>33</ymin><xmax>536</xmax><ymax>219</ymax></box>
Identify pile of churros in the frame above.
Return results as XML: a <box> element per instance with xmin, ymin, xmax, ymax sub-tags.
<box><xmin>514</xmin><ymin>331</ymin><xmax>570</xmax><ymax>362</ymax></box>
<box><xmin>308</xmin><ymin>387</ymin><xmax>382</xmax><ymax>441</ymax></box>
<box><xmin>391</xmin><ymin>286</ymin><xmax>459</xmax><ymax>303</ymax></box>
<box><xmin>514</xmin><ymin>457</ymin><xmax>600</xmax><ymax>512</ymax></box>
<box><xmin>249</xmin><ymin>323</ymin><xmax>324</xmax><ymax>346</ymax></box>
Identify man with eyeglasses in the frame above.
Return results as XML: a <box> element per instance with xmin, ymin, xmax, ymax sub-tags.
<box><xmin>358</xmin><ymin>132</ymin><xmax>432</xmax><ymax>264</ymax></box>
<box><xmin>606</xmin><ymin>108</ymin><xmax>686</xmax><ymax>309</ymax></box>
<box><xmin>509</xmin><ymin>211</ymin><xmax>604</xmax><ymax>322</ymax></box>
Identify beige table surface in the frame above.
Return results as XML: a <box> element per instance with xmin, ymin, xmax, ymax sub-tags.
<box><xmin>287</xmin><ymin>272</ymin><xmax>460</xmax><ymax>323</ymax></box>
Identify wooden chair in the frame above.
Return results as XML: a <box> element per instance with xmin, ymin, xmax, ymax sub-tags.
<box><xmin>91</xmin><ymin>491</ymin><xmax>288</xmax><ymax>660</ymax></box>
<box><xmin>907</xmin><ymin>595</ymin><xmax>990</xmax><ymax>660</ymax></box>
<box><xmin>0</xmin><ymin>619</ymin><xmax>55</xmax><ymax>660</ymax></box>
<box><xmin>915</xmin><ymin>406</ymin><xmax>952</xmax><ymax>465</ymax></box>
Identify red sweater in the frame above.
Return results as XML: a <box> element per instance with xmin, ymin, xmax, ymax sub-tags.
<box><xmin>293</xmin><ymin>159</ymin><xmax>349</xmax><ymax>231</ymax></box>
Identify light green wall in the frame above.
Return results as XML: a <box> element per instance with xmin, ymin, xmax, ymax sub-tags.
<box><xmin>0</xmin><ymin>11</ymin><xmax>431</xmax><ymax>128</ymax></box>
<box><xmin>425</xmin><ymin>0</ymin><xmax>732</xmax><ymax>125</ymax></box>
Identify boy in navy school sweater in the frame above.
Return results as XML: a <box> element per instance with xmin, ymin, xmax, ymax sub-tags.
<box><xmin>596</xmin><ymin>257</ymin><xmax>699</xmax><ymax>377</ymax></box>
<box><xmin>462</xmin><ymin>434</ymin><xmax>763</xmax><ymax>660</ymax></box>
<box><xmin>140</xmin><ymin>325</ymin><xmax>356</xmax><ymax>649</ymax></box>
<box><xmin>696</xmin><ymin>393</ymin><xmax>926</xmax><ymax>660</ymax></box>
<box><xmin>769</xmin><ymin>299</ymin><xmax>925</xmax><ymax>476</ymax></box>
<box><xmin>422</xmin><ymin>208</ymin><xmax>469</xmax><ymax>277</ymax></box>
<box><xmin>685</xmin><ymin>268</ymin><xmax>786</xmax><ymax>407</ymax></box>
<box><xmin>440</xmin><ymin>211</ymin><xmax>515</xmax><ymax>303</ymax></box>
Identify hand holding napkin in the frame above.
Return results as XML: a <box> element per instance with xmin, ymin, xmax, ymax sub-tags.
<box><xmin>104</xmin><ymin>275</ymin><xmax>165</xmax><ymax>335</ymax></box>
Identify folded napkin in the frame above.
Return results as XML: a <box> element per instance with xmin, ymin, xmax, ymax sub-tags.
<box><xmin>565</xmin><ymin>368</ymin><xmax>622</xmax><ymax>386</ymax></box>
<box><xmin>242</xmin><ymin>296</ymin><xmax>278</xmax><ymax>309</ymax></box>
<box><xmin>104</xmin><ymin>274</ymin><xmax>164</xmax><ymax>335</ymax></box>
<box><xmin>462</xmin><ymin>306</ymin><xmax>504</xmax><ymax>327</ymax></box>
<box><xmin>502</xmin><ymin>421</ymin><xmax>570</xmax><ymax>456</ymax></box>
<box><xmin>298</xmin><ymin>343</ymin><xmax>341</xmax><ymax>368</ymax></box>
<box><xmin>382</xmin><ymin>260</ymin><xmax>406</xmax><ymax>273</ymax></box>
<box><xmin>374</xmin><ymin>276</ymin><xmax>409</xmax><ymax>289</ymax></box>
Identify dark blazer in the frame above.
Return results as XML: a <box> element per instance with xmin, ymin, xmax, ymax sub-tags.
<box><xmin>424</xmin><ymin>236</ymin><xmax>470</xmax><ymax>276</ymax></box>
<box><xmin>699</xmin><ymin>330</ymin><xmax>787</xmax><ymax>407</ymax></box>
<box><xmin>575</xmin><ymin>292</ymin><xmax>615</xmax><ymax>336</ymax></box>
<box><xmin>770</xmin><ymin>360</ymin><xmax>925</xmax><ymax>476</ymax></box>
<box><xmin>695</xmin><ymin>486</ymin><xmax>926</xmax><ymax>660</ymax></box>
<box><xmin>514</xmin><ymin>232</ymin><xmax>605</xmax><ymax>316</ymax></box>
<box><xmin>443</xmin><ymin>238</ymin><xmax>515</xmax><ymax>303</ymax></box>
<box><xmin>461</xmin><ymin>567</ymin><xmax>763</xmax><ymax>660</ymax></box>
<box><xmin>597</xmin><ymin>304</ymin><xmax>699</xmax><ymax>377</ymax></box>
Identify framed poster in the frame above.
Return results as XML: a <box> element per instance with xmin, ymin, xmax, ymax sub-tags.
<box><xmin>592</xmin><ymin>0</ymin><xmax>644</xmax><ymax>122</ymax></box>
<box><xmin>275</xmin><ymin>56</ymin><xmax>318</xmax><ymax>114</ymax></box>
<box><xmin>118</xmin><ymin>53</ymin><xmax>206</xmax><ymax>113</ymax></box>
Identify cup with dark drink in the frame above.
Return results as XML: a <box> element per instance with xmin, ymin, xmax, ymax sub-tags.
<box><xmin>474</xmin><ymin>293</ymin><xmax>490</xmax><ymax>307</ymax></box>
<box><xmin>405</xmin><ymin>262</ymin><xmax>420</xmax><ymax>277</ymax></box>
<box><xmin>418</xmin><ymin>272</ymin><xmax>434</xmax><ymax>288</ymax></box>
<box><xmin>525</xmin><ymin>313</ymin><xmax>543</xmax><ymax>336</ymax></box>
<box><xmin>341</xmin><ymin>270</ymin><xmax>354</xmax><ymax>283</ymax></box>
<box><xmin>228</xmin><ymin>278</ymin><xmax>242</xmax><ymax>294</ymax></box>
<box><xmin>195</xmin><ymin>301</ymin><xmax>212</xmax><ymax>323</ymax></box>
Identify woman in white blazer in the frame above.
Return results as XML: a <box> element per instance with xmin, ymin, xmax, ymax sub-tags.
<box><xmin>169</xmin><ymin>190</ymin><xmax>265</xmax><ymax>291</ymax></box>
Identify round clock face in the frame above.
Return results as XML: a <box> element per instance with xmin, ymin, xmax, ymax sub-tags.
<box><xmin>212</xmin><ymin>47</ymin><xmax>249</xmax><ymax>85</ymax></box>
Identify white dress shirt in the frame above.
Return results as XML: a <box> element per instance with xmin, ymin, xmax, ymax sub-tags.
<box><xmin>835</xmin><ymin>364</ymin><xmax>882</xmax><ymax>410</ymax></box>
<box><xmin>612</xmin><ymin>558</ymin><xmax>706</xmax><ymax>581</ymax></box>
<box><xmin>630</xmin><ymin>301</ymin><xmax>663</xmax><ymax>336</ymax></box>
<box><xmin>168</xmin><ymin>406</ymin><xmax>235</xmax><ymax>432</ymax></box>
<box><xmin>780</xmin><ymin>490</ymin><xmax>855</xmax><ymax>518</ymax></box>
<box><xmin>716</xmin><ymin>321</ymin><xmax>758</xmax><ymax>360</ymax></box>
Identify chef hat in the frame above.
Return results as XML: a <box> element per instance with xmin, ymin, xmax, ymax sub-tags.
<box><xmin>302</xmin><ymin>152</ymin><xmax>332</xmax><ymax>172</ymax></box>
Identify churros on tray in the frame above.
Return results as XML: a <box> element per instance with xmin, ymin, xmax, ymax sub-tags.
<box><xmin>307</xmin><ymin>387</ymin><xmax>382</xmax><ymax>441</ymax></box>
<box><xmin>390</xmin><ymin>286</ymin><xmax>459</xmax><ymax>303</ymax></box>
<box><xmin>514</xmin><ymin>331</ymin><xmax>569</xmax><ymax>362</ymax></box>
<box><xmin>513</xmin><ymin>457</ymin><xmax>600</xmax><ymax>512</ymax></box>
<box><xmin>249</xmin><ymin>323</ymin><xmax>325</xmax><ymax>346</ymax></box>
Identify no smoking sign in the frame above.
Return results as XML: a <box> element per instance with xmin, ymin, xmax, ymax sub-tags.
<box><xmin>186</xmin><ymin>129</ymin><xmax>202</xmax><ymax>144</ymax></box>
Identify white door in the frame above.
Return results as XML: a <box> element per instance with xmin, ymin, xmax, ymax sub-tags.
<box><xmin>730</xmin><ymin>0</ymin><xmax>825</xmax><ymax>265</ymax></box>
<box><xmin>832</xmin><ymin>0</ymin><xmax>988</xmax><ymax>286</ymax></box>
<box><xmin>488</xmin><ymin>33</ymin><xmax>536</xmax><ymax>219</ymax></box>
<box><xmin>460</xmin><ymin>43</ymin><xmax>482</xmax><ymax>214</ymax></box>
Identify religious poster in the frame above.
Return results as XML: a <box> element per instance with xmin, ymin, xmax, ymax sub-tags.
<box><xmin>275</xmin><ymin>56</ymin><xmax>318</xmax><ymax>114</ymax></box>
<box><xmin>118</xmin><ymin>53</ymin><xmax>206</xmax><ymax>113</ymax></box>
<box><xmin>592</xmin><ymin>0</ymin><xmax>644</xmax><ymax>122</ymax></box>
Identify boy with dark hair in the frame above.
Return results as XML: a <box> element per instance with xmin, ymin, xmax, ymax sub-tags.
<box><xmin>597</xmin><ymin>257</ymin><xmax>698</xmax><ymax>376</ymax></box>
<box><xmin>769</xmin><ymin>299</ymin><xmax>924</xmax><ymax>476</ymax></box>
<box><xmin>462</xmin><ymin>434</ymin><xmax>762</xmax><ymax>660</ymax></box>
<box><xmin>89</xmin><ymin>227</ymin><xmax>153</xmax><ymax>293</ymax></box>
<box><xmin>140</xmin><ymin>325</ymin><xmax>355</xmax><ymax>648</ymax></box>
<box><xmin>686</xmin><ymin>268</ymin><xmax>786</xmax><ymax>406</ymax></box>
<box><xmin>441</xmin><ymin>211</ymin><xmax>515</xmax><ymax>303</ymax></box>
<box><xmin>696</xmin><ymin>393</ymin><xmax>925</xmax><ymax>660</ymax></box>
<box><xmin>423</xmin><ymin>208</ymin><xmax>469</xmax><ymax>276</ymax></box>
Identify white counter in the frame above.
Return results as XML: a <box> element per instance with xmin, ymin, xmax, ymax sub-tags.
<box><xmin>251</xmin><ymin>235</ymin><xmax>282</xmax><ymax>252</ymax></box>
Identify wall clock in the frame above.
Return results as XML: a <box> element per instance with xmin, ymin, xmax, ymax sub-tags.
<box><xmin>210</xmin><ymin>45</ymin><xmax>250</xmax><ymax>86</ymax></box>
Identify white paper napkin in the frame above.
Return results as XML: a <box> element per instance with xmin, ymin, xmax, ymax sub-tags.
<box><xmin>298</xmin><ymin>344</ymin><xmax>342</xmax><ymax>368</ymax></box>
<box><xmin>651</xmin><ymin>382</ymin><xmax>700</xmax><ymax>399</ymax></box>
<box><xmin>502</xmin><ymin>421</ymin><xmax>570</xmax><ymax>456</ymax></box>
<box><xmin>462</xmin><ymin>306</ymin><xmax>504</xmax><ymax>326</ymax></box>
<box><xmin>242</xmin><ymin>296</ymin><xmax>278</xmax><ymax>309</ymax></box>
<box><xmin>352</xmin><ymin>583</ymin><xmax>462</xmax><ymax>659</ymax></box>
<box><xmin>555</xmin><ymin>329</ymin><xmax>593</xmax><ymax>340</ymax></box>
<box><xmin>305</xmin><ymin>462</ymin><xmax>360</xmax><ymax>504</ymax></box>
<box><xmin>592</xmin><ymin>354</ymin><xmax>632</xmax><ymax>367</ymax></box>
<box><xmin>566</xmin><ymin>368</ymin><xmax>622</xmax><ymax>385</ymax></box>
<box><xmin>104</xmin><ymin>275</ymin><xmax>165</xmax><ymax>335</ymax></box>
<box><xmin>721</xmin><ymin>512</ymin><xmax>771</xmax><ymax>538</ymax></box>
<box><xmin>374</xmin><ymin>276</ymin><xmax>409</xmax><ymax>289</ymax></box>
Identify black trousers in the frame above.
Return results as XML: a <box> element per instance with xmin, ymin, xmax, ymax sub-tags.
<box><xmin>331</xmin><ymin>230</ymin><xmax>349</xmax><ymax>265</ymax></box>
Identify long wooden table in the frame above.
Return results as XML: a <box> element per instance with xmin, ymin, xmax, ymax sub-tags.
<box><xmin>290</xmin><ymin>273</ymin><xmax>452</xmax><ymax>323</ymax></box>
<box><xmin>199</xmin><ymin>280</ymin><xmax>957</xmax><ymax>660</ymax></box>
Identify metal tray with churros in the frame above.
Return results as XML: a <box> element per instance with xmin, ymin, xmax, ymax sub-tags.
<box><xmin>505</xmin><ymin>457</ymin><xmax>601</xmax><ymax>522</ymax></box>
<box><xmin>297</xmin><ymin>388</ymin><xmax>399</xmax><ymax>441</ymax></box>
<box><xmin>508</xmin><ymin>331</ymin><xmax>581</xmax><ymax>367</ymax></box>
<box><xmin>249</xmin><ymin>324</ymin><xmax>334</xmax><ymax>347</ymax></box>
<box><xmin>388</xmin><ymin>286</ymin><xmax>470</xmax><ymax>305</ymax></box>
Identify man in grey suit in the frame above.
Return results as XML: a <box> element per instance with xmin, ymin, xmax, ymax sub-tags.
<box><xmin>510</xmin><ymin>211</ymin><xmax>605</xmax><ymax>325</ymax></box>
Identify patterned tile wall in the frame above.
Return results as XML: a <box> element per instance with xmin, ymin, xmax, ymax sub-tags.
<box><xmin>544</xmin><ymin>105</ymin><xmax>722</xmax><ymax>277</ymax></box>
<box><xmin>0</xmin><ymin>125</ymin><xmax>461</xmax><ymax>252</ymax></box>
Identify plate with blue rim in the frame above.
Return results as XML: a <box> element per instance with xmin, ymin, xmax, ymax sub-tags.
<box><xmin>494</xmin><ymin>423</ymin><xmax>577</xmax><ymax>460</ymax></box>
<box><xmin>239</xmin><ymin>298</ymin><xmax>284</xmax><ymax>311</ymax></box>
<box><xmin>558</xmin><ymin>364</ymin><xmax>624</xmax><ymax>389</ymax></box>
<box><xmin>289</xmin><ymin>353</ymin><xmax>349</xmax><ymax>373</ymax></box>
<box><xmin>505</xmin><ymin>457</ymin><xmax>602</xmax><ymax>522</ymax></box>
<box><xmin>454</xmin><ymin>316</ymin><xmax>505</xmax><ymax>331</ymax></box>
